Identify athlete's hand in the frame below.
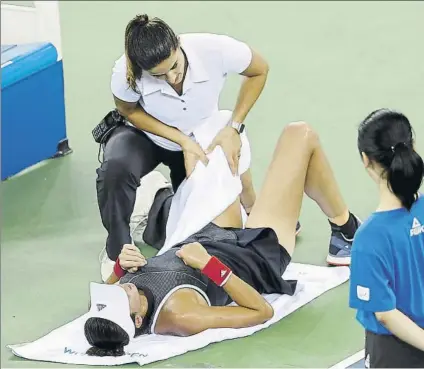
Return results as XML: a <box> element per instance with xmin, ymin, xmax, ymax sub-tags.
<box><xmin>176</xmin><ymin>242</ymin><xmax>211</xmax><ymax>270</ymax></box>
<box><xmin>181</xmin><ymin>138</ymin><xmax>209</xmax><ymax>178</ymax></box>
<box><xmin>118</xmin><ymin>244</ymin><xmax>147</xmax><ymax>273</ymax></box>
<box><xmin>206</xmin><ymin>126</ymin><xmax>241</xmax><ymax>176</ymax></box>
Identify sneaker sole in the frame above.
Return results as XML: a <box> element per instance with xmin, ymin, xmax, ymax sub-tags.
<box><xmin>326</xmin><ymin>254</ymin><xmax>351</xmax><ymax>266</ymax></box>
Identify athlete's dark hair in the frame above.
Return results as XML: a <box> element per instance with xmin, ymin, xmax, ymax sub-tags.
<box><xmin>84</xmin><ymin>317</ymin><xmax>129</xmax><ymax>357</ymax></box>
<box><xmin>84</xmin><ymin>314</ymin><xmax>143</xmax><ymax>357</ymax></box>
<box><xmin>357</xmin><ymin>108</ymin><xmax>423</xmax><ymax>210</ymax></box>
<box><xmin>124</xmin><ymin>14</ymin><xmax>179</xmax><ymax>91</ymax></box>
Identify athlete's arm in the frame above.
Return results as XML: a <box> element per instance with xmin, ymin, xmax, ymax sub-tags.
<box><xmin>375</xmin><ymin>309</ymin><xmax>424</xmax><ymax>351</ymax></box>
<box><xmin>105</xmin><ymin>272</ymin><xmax>120</xmax><ymax>285</ymax></box>
<box><xmin>104</xmin><ymin>244</ymin><xmax>147</xmax><ymax>284</ymax></box>
<box><xmin>172</xmin><ymin>274</ymin><xmax>274</xmax><ymax>336</ymax></box>
<box><xmin>173</xmin><ymin>242</ymin><xmax>274</xmax><ymax>335</ymax></box>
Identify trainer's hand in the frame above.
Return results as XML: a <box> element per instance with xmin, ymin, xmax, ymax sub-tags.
<box><xmin>176</xmin><ymin>242</ymin><xmax>211</xmax><ymax>270</ymax></box>
<box><xmin>206</xmin><ymin>126</ymin><xmax>241</xmax><ymax>176</ymax></box>
<box><xmin>118</xmin><ymin>244</ymin><xmax>147</xmax><ymax>273</ymax></box>
<box><xmin>181</xmin><ymin>138</ymin><xmax>209</xmax><ymax>177</ymax></box>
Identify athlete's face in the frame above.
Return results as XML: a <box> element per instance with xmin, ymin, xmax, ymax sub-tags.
<box><xmin>119</xmin><ymin>283</ymin><xmax>146</xmax><ymax>329</ymax></box>
<box><xmin>119</xmin><ymin>283</ymin><xmax>143</xmax><ymax>313</ymax></box>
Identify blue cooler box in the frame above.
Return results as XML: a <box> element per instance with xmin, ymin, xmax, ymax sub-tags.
<box><xmin>1</xmin><ymin>42</ymin><xmax>71</xmax><ymax>180</ymax></box>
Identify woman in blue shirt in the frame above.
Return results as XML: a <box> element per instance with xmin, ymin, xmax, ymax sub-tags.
<box><xmin>349</xmin><ymin>109</ymin><xmax>424</xmax><ymax>368</ymax></box>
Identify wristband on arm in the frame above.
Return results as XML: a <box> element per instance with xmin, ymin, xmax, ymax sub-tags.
<box><xmin>113</xmin><ymin>258</ymin><xmax>126</xmax><ymax>279</ymax></box>
<box><xmin>201</xmin><ymin>256</ymin><xmax>232</xmax><ymax>287</ymax></box>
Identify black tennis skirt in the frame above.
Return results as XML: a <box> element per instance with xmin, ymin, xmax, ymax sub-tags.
<box><xmin>175</xmin><ymin>222</ymin><xmax>297</xmax><ymax>306</ymax></box>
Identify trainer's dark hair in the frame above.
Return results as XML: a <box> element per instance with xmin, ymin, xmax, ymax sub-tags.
<box><xmin>84</xmin><ymin>315</ymin><xmax>143</xmax><ymax>357</ymax></box>
<box><xmin>358</xmin><ymin>108</ymin><xmax>423</xmax><ymax>210</ymax></box>
<box><xmin>124</xmin><ymin>14</ymin><xmax>179</xmax><ymax>91</ymax></box>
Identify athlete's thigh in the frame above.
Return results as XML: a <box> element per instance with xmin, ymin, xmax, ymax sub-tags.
<box><xmin>246</xmin><ymin>123</ymin><xmax>313</xmax><ymax>255</ymax></box>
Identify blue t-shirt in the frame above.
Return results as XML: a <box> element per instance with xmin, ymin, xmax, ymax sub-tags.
<box><xmin>349</xmin><ymin>195</ymin><xmax>424</xmax><ymax>335</ymax></box>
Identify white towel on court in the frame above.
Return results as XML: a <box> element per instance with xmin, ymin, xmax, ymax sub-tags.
<box><xmin>162</xmin><ymin>109</ymin><xmax>250</xmax><ymax>251</ymax></box>
<box><xmin>8</xmin><ymin>263</ymin><xmax>350</xmax><ymax>366</ymax></box>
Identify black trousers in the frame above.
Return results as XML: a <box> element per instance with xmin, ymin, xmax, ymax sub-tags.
<box><xmin>96</xmin><ymin>125</ymin><xmax>186</xmax><ymax>260</ymax></box>
<box><xmin>365</xmin><ymin>330</ymin><xmax>424</xmax><ymax>368</ymax></box>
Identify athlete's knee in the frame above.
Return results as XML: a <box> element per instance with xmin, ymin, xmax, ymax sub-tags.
<box><xmin>280</xmin><ymin>121</ymin><xmax>319</xmax><ymax>147</ymax></box>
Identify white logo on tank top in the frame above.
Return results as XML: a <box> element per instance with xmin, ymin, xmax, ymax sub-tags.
<box><xmin>410</xmin><ymin>217</ymin><xmax>423</xmax><ymax>237</ymax></box>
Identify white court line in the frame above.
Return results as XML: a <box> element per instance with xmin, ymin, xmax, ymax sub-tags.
<box><xmin>329</xmin><ymin>349</ymin><xmax>365</xmax><ymax>369</ymax></box>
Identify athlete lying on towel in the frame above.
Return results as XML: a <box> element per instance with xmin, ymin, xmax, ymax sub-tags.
<box><xmin>84</xmin><ymin>122</ymin><xmax>360</xmax><ymax>356</ymax></box>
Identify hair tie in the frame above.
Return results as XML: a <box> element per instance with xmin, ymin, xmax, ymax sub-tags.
<box><xmin>391</xmin><ymin>142</ymin><xmax>408</xmax><ymax>153</ymax></box>
<box><xmin>135</xmin><ymin>14</ymin><xmax>149</xmax><ymax>27</ymax></box>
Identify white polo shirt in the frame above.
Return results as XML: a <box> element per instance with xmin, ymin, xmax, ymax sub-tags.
<box><xmin>110</xmin><ymin>33</ymin><xmax>252</xmax><ymax>151</ymax></box>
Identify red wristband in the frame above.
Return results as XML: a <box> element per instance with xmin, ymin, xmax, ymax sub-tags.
<box><xmin>113</xmin><ymin>258</ymin><xmax>126</xmax><ymax>279</ymax></box>
<box><xmin>201</xmin><ymin>256</ymin><xmax>232</xmax><ymax>287</ymax></box>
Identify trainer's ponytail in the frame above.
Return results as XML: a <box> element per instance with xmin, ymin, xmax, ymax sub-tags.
<box><xmin>124</xmin><ymin>14</ymin><xmax>179</xmax><ymax>91</ymax></box>
<box><xmin>387</xmin><ymin>143</ymin><xmax>424</xmax><ymax>210</ymax></box>
<box><xmin>358</xmin><ymin>109</ymin><xmax>424</xmax><ymax>210</ymax></box>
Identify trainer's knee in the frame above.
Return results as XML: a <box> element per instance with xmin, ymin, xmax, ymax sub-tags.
<box><xmin>97</xmin><ymin>156</ymin><xmax>138</xmax><ymax>190</ymax></box>
<box><xmin>280</xmin><ymin>121</ymin><xmax>319</xmax><ymax>147</ymax></box>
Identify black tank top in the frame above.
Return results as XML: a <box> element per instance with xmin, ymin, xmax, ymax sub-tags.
<box><xmin>119</xmin><ymin>224</ymin><xmax>238</xmax><ymax>334</ymax></box>
<box><xmin>119</xmin><ymin>248</ymin><xmax>210</xmax><ymax>334</ymax></box>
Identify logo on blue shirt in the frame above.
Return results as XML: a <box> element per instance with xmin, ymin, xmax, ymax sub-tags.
<box><xmin>411</xmin><ymin>217</ymin><xmax>423</xmax><ymax>237</ymax></box>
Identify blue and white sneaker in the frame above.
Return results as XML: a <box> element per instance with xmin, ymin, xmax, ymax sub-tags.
<box><xmin>326</xmin><ymin>215</ymin><xmax>361</xmax><ymax>266</ymax></box>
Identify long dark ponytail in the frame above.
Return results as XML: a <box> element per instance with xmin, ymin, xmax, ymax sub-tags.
<box><xmin>357</xmin><ymin>109</ymin><xmax>424</xmax><ymax>210</ymax></box>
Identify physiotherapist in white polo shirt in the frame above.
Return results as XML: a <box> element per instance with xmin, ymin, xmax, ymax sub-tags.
<box><xmin>96</xmin><ymin>13</ymin><xmax>274</xmax><ymax>274</ymax></box>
